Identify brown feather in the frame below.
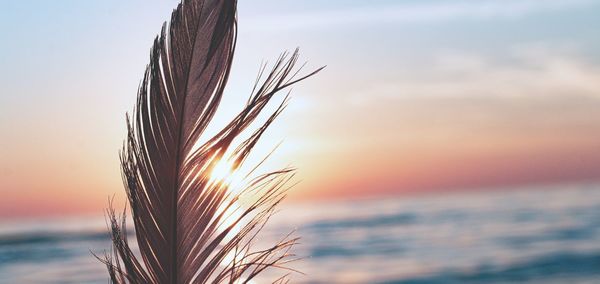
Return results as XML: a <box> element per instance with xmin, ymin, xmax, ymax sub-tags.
<box><xmin>96</xmin><ymin>0</ymin><xmax>322</xmax><ymax>283</ymax></box>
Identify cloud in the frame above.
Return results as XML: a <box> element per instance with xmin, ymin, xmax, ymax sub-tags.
<box><xmin>347</xmin><ymin>48</ymin><xmax>600</xmax><ymax>102</ymax></box>
<box><xmin>246</xmin><ymin>0</ymin><xmax>600</xmax><ymax>31</ymax></box>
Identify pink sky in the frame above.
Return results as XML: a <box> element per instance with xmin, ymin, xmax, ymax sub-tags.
<box><xmin>2</xmin><ymin>1</ymin><xmax>600</xmax><ymax>218</ymax></box>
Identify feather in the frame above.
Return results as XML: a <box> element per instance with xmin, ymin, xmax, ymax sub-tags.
<box><xmin>96</xmin><ymin>0</ymin><xmax>323</xmax><ymax>283</ymax></box>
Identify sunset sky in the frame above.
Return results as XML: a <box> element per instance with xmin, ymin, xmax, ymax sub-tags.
<box><xmin>2</xmin><ymin>0</ymin><xmax>600</xmax><ymax>218</ymax></box>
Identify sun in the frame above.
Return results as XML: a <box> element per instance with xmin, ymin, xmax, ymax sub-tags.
<box><xmin>209</xmin><ymin>157</ymin><xmax>248</xmax><ymax>240</ymax></box>
<box><xmin>209</xmin><ymin>158</ymin><xmax>235</xmax><ymax>185</ymax></box>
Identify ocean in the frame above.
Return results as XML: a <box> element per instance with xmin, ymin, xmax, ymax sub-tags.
<box><xmin>1</xmin><ymin>184</ymin><xmax>600</xmax><ymax>283</ymax></box>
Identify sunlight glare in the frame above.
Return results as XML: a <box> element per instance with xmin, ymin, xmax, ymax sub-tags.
<box><xmin>209</xmin><ymin>157</ymin><xmax>247</xmax><ymax>196</ymax></box>
<box><xmin>209</xmin><ymin>158</ymin><xmax>235</xmax><ymax>185</ymax></box>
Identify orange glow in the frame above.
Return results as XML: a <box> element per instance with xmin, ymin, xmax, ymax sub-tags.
<box><xmin>209</xmin><ymin>157</ymin><xmax>245</xmax><ymax>239</ymax></box>
<box><xmin>209</xmin><ymin>158</ymin><xmax>236</xmax><ymax>185</ymax></box>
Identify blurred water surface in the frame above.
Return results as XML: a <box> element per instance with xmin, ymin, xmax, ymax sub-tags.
<box><xmin>1</xmin><ymin>185</ymin><xmax>600</xmax><ymax>283</ymax></box>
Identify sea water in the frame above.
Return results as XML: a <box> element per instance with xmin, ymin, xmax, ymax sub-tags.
<box><xmin>1</xmin><ymin>184</ymin><xmax>599</xmax><ymax>283</ymax></box>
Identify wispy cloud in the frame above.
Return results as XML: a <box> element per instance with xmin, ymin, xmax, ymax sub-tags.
<box><xmin>246</xmin><ymin>0</ymin><xmax>600</xmax><ymax>31</ymax></box>
<box><xmin>344</xmin><ymin>48</ymin><xmax>600</xmax><ymax>103</ymax></box>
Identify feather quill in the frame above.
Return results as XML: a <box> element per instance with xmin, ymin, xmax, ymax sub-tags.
<box><xmin>97</xmin><ymin>0</ymin><xmax>322</xmax><ymax>283</ymax></box>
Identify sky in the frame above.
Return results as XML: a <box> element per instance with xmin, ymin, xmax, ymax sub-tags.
<box><xmin>1</xmin><ymin>0</ymin><xmax>600</xmax><ymax>218</ymax></box>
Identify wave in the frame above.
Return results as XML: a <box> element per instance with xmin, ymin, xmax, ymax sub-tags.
<box><xmin>306</xmin><ymin>212</ymin><xmax>418</xmax><ymax>231</ymax></box>
<box><xmin>379</xmin><ymin>251</ymin><xmax>600</xmax><ymax>284</ymax></box>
